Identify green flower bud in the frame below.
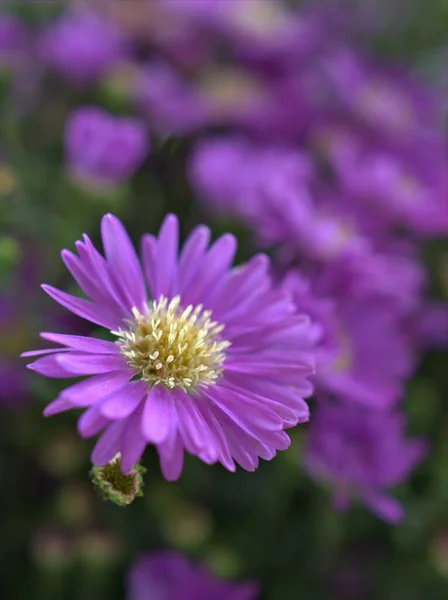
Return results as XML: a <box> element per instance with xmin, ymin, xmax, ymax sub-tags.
<box><xmin>90</xmin><ymin>453</ymin><xmax>146</xmax><ymax>507</ymax></box>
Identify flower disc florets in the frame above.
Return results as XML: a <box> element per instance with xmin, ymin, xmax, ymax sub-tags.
<box><xmin>113</xmin><ymin>295</ymin><xmax>230</xmax><ymax>393</ymax></box>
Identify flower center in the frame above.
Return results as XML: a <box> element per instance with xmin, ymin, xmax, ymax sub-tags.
<box><xmin>113</xmin><ymin>296</ymin><xmax>230</xmax><ymax>393</ymax></box>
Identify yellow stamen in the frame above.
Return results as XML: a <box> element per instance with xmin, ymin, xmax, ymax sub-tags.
<box><xmin>113</xmin><ymin>296</ymin><xmax>230</xmax><ymax>393</ymax></box>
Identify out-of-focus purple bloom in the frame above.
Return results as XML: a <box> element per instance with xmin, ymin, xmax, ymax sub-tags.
<box><xmin>0</xmin><ymin>16</ymin><xmax>28</xmax><ymax>66</ymax></box>
<box><xmin>39</xmin><ymin>12</ymin><xmax>125</xmax><ymax>85</ymax></box>
<box><xmin>127</xmin><ymin>550</ymin><xmax>258</xmax><ymax>600</ymax></box>
<box><xmin>190</xmin><ymin>137</ymin><xmax>373</xmax><ymax>262</ymax></box>
<box><xmin>283</xmin><ymin>272</ymin><xmax>413</xmax><ymax>409</ymax></box>
<box><xmin>316</xmin><ymin>126</ymin><xmax>448</xmax><ymax>237</ymax></box>
<box><xmin>65</xmin><ymin>106</ymin><xmax>148</xmax><ymax>188</ymax></box>
<box><xmin>412</xmin><ymin>302</ymin><xmax>448</xmax><ymax>351</ymax></box>
<box><xmin>23</xmin><ymin>214</ymin><xmax>315</xmax><ymax>479</ymax></box>
<box><xmin>137</xmin><ymin>63</ymin><xmax>272</xmax><ymax>134</ymax></box>
<box><xmin>137</xmin><ymin>62</ymin><xmax>208</xmax><ymax>135</ymax></box>
<box><xmin>304</xmin><ymin>400</ymin><xmax>427</xmax><ymax>523</ymax></box>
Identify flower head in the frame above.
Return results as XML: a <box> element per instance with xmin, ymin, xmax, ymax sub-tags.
<box><xmin>23</xmin><ymin>214</ymin><xmax>314</xmax><ymax>479</ymax></box>
<box><xmin>127</xmin><ymin>550</ymin><xmax>258</xmax><ymax>600</ymax></box>
<box><xmin>39</xmin><ymin>12</ymin><xmax>125</xmax><ymax>85</ymax></box>
<box><xmin>65</xmin><ymin>107</ymin><xmax>148</xmax><ymax>189</ymax></box>
<box><xmin>304</xmin><ymin>399</ymin><xmax>427</xmax><ymax>523</ymax></box>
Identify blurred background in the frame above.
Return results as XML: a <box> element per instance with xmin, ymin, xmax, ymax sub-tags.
<box><xmin>0</xmin><ymin>1</ymin><xmax>447</xmax><ymax>599</ymax></box>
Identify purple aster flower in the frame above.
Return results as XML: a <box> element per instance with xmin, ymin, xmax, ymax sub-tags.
<box><xmin>39</xmin><ymin>12</ymin><xmax>125</xmax><ymax>85</ymax></box>
<box><xmin>283</xmin><ymin>272</ymin><xmax>413</xmax><ymax>409</ymax></box>
<box><xmin>304</xmin><ymin>399</ymin><xmax>427</xmax><ymax>523</ymax></box>
<box><xmin>65</xmin><ymin>106</ymin><xmax>148</xmax><ymax>189</ymax></box>
<box><xmin>127</xmin><ymin>550</ymin><xmax>258</xmax><ymax>600</ymax></box>
<box><xmin>22</xmin><ymin>214</ymin><xmax>314</xmax><ymax>479</ymax></box>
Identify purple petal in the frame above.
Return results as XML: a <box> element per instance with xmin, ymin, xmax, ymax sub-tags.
<box><xmin>61</xmin><ymin>249</ymin><xmax>123</xmax><ymax>319</ymax></box>
<box><xmin>91</xmin><ymin>420</ymin><xmax>126</xmax><ymax>466</ymax></box>
<box><xmin>55</xmin><ymin>352</ymin><xmax>127</xmax><ymax>376</ymax></box>
<box><xmin>181</xmin><ymin>233</ymin><xmax>236</xmax><ymax>306</ymax></box>
<box><xmin>40</xmin><ymin>332</ymin><xmax>118</xmax><ymax>354</ymax></box>
<box><xmin>141</xmin><ymin>234</ymin><xmax>158</xmax><ymax>297</ymax></box>
<box><xmin>61</xmin><ymin>371</ymin><xmax>132</xmax><ymax>407</ymax></box>
<box><xmin>142</xmin><ymin>386</ymin><xmax>175</xmax><ymax>443</ymax></box>
<box><xmin>101</xmin><ymin>214</ymin><xmax>147</xmax><ymax>311</ymax></box>
<box><xmin>76</xmin><ymin>234</ymin><xmax>129</xmax><ymax>314</ymax></box>
<box><xmin>42</xmin><ymin>284</ymin><xmax>118</xmax><ymax>329</ymax></box>
<box><xmin>174</xmin><ymin>391</ymin><xmax>215</xmax><ymax>457</ymax></box>
<box><xmin>178</xmin><ymin>224</ymin><xmax>211</xmax><ymax>293</ymax></box>
<box><xmin>43</xmin><ymin>396</ymin><xmax>75</xmax><ymax>417</ymax></box>
<box><xmin>204</xmin><ymin>386</ymin><xmax>284</xmax><ymax>436</ymax></box>
<box><xmin>27</xmin><ymin>354</ymin><xmax>77</xmax><ymax>378</ymax></box>
<box><xmin>157</xmin><ymin>431</ymin><xmax>184</xmax><ymax>481</ymax></box>
<box><xmin>364</xmin><ymin>493</ymin><xmax>404</xmax><ymax>524</ymax></box>
<box><xmin>194</xmin><ymin>394</ymin><xmax>236</xmax><ymax>472</ymax></box>
<box><xmin>120</xmin><ymin>411</ymin><xmax>147</xmax><ymax>473</ymax></box>
<box><xmin>21</xmin><ymin>348</ymin><xmax>70</xmax><ymax>358</ymax></box>
<box><xmin>78</xmin><ymin>405</ymin><xmax>111</xmax><ymax>438</ymax></box>
<box><xmin>99</xmin><ymin>381</ymin><xmax>146</xmax><ymax>419</ymax></box>
<box><xmin>154</xmin><ymin>214</ymin><xmax>179</xmax><ymax>296</ymax></box>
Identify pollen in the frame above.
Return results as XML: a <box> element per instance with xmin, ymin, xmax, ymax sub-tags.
<box><xmin>113</xmin><ymin>296</ymin><xmax>230</xmax><ymax>393</ymax></box>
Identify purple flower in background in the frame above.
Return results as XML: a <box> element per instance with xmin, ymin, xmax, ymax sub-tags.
<box><xmin>39</xmin><ymin>12</ymin><xmax>125</xmax><ymax>85</ymax></box>
<box><xmin>412</xmin><ymin>302</ymin><xmax>448</xmax><ymax>351</ymax></box>
<box><xmin>65</xmin><ymin>107</ymin><xmax>148</xmax><ymax>188</ymax></box>
<box><xmin>283</xmin><ymin>272</ymin><xmax>413</xmax><ymax>409</ymax></box>
<box><xmin>23</xmin><ymin>214</ymin><xmax>314</xmax><ymax>479</ymax></box>
<box><xmin>137</xmin><ymin>62</ymin><xmax>208</xmax><ymax>135</ymax></box>
<box><xmin>0</xmin><ymin>15</ymin><xmax>28</xmax><ymax>65</ymax></box>
<box><xmin>127</xmin><ymin>550</ymin><xmax>258</xmax><ymax>600</ymax></box>
<box><xmin>304</xmin><ymin>399</ymin><xmax>427</xmax><ymax>523</ymax></box>
<box><xmin>318</xmin><ymin>127</ymin><xmax>448</xmax><ymax>237</ymax></box>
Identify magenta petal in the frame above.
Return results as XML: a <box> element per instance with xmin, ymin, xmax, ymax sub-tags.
<box><xmin>91</xmin><ymin>420</ymin><xmax>126</xmax><ymax>466</ymax></box>
<box><xmin>120</xmin><ymin>411</ymin><xmax>147</xmax><ymax>473</ymax></box>
<box><xmin>101</xmin><ymin>214</ymin><xmax>146</xmax><ymax>311</ymax></box>
<box><xmin>206</xmin><ymin>386</ymin><xmax>284</xmax><ymax>432</ymax></box>
<box><xmin>194</xmin><ymin>395</ymin><xmax>236</xmax><ymax>472</ymax></box>
<box><xmin>142</xmin><ymin>387</ymin><xmax>175</xmax><ymax>443</ymax></box>
<box><xmin>78</xmin><ymin>405</ymin><xmax>111</xmax><ymax>438</ymax></box>
<box><xmin>61</xmin><ymin>371</ymin><xmax>132</xmax><ymax>407</ymax></box>
<box><xmin>27</xmin><ymin>354</ymin><xmax>77</xmax><ymax>378</ymax></box>
<box><xmin>61</xmin><ymin>249</ymin><xmax>123</xmax><ymax>319</ymax></box>
<box><xmin>76</xmin><ymin>235</ymin><xmax>129</xmax><ymax>313</ymax></box>
<box><xmin>100</xmin><ymin>381</ymin><xmax>146</xmax><ymax>419</ymax></box>
<box><xmin>21</xmin><ymin>348</ymin><xmax>70</xmax><ymax>358</ymax></box>
<box><xmin>155</xmin><ymin>214</ymin><xmax>179</xmax><ymax>296</ymax></box>
<box><xmin>56</xmin><ymin>352</ymin><xmax>126</xmax><ymax>375</ymax></box>
<box><xmin>182</xmin><ymin>233</ymin><xmax>237</xmax><ymax>306</ymax></box>
<box><xmin>364</xmin><ymin>493</ymin><xmax>404</xmax><ymax>524</ymax></box>
<box><xmin>219</xmin><ymin>418</ymin><xmax>259</xmax><ymax>471</ymax></box>
<box><xmin>141</xmin><ymin>234</ymin><xmax>158</xmax><ymax>297</ymax></box>
<box><xmin>157</xmin><ymin>431</ymin><xmax>184</xmax><ymax>481</ymax></box>
<box><xmin>43</xmin><ymin>396</ymin><xmax>74</xmax><ymax>417</ymax></box>
<box><xmin>42</xmin><ymin>284</ymin><xmax>118</xmax><ymax>329</ymax></box>
<box><xmin>178</xmin><ymin>224</ymin><xmax>211</xmax><ymax>293</ymax></box>
<box><xmin>174</xmin><ymin>391</ymin><xmax>214</xmax><ymax>455</ymax></box>
<box><xmin>40</xmin><ymin>332</ymin><xmax>118</xmax><ymax>354</ymax></box>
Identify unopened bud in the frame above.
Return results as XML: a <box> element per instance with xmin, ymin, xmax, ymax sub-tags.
<box><xmin>90</xmin><ymin>453</ymin><xmax>146</xmax><ymax>507</ymax></box>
